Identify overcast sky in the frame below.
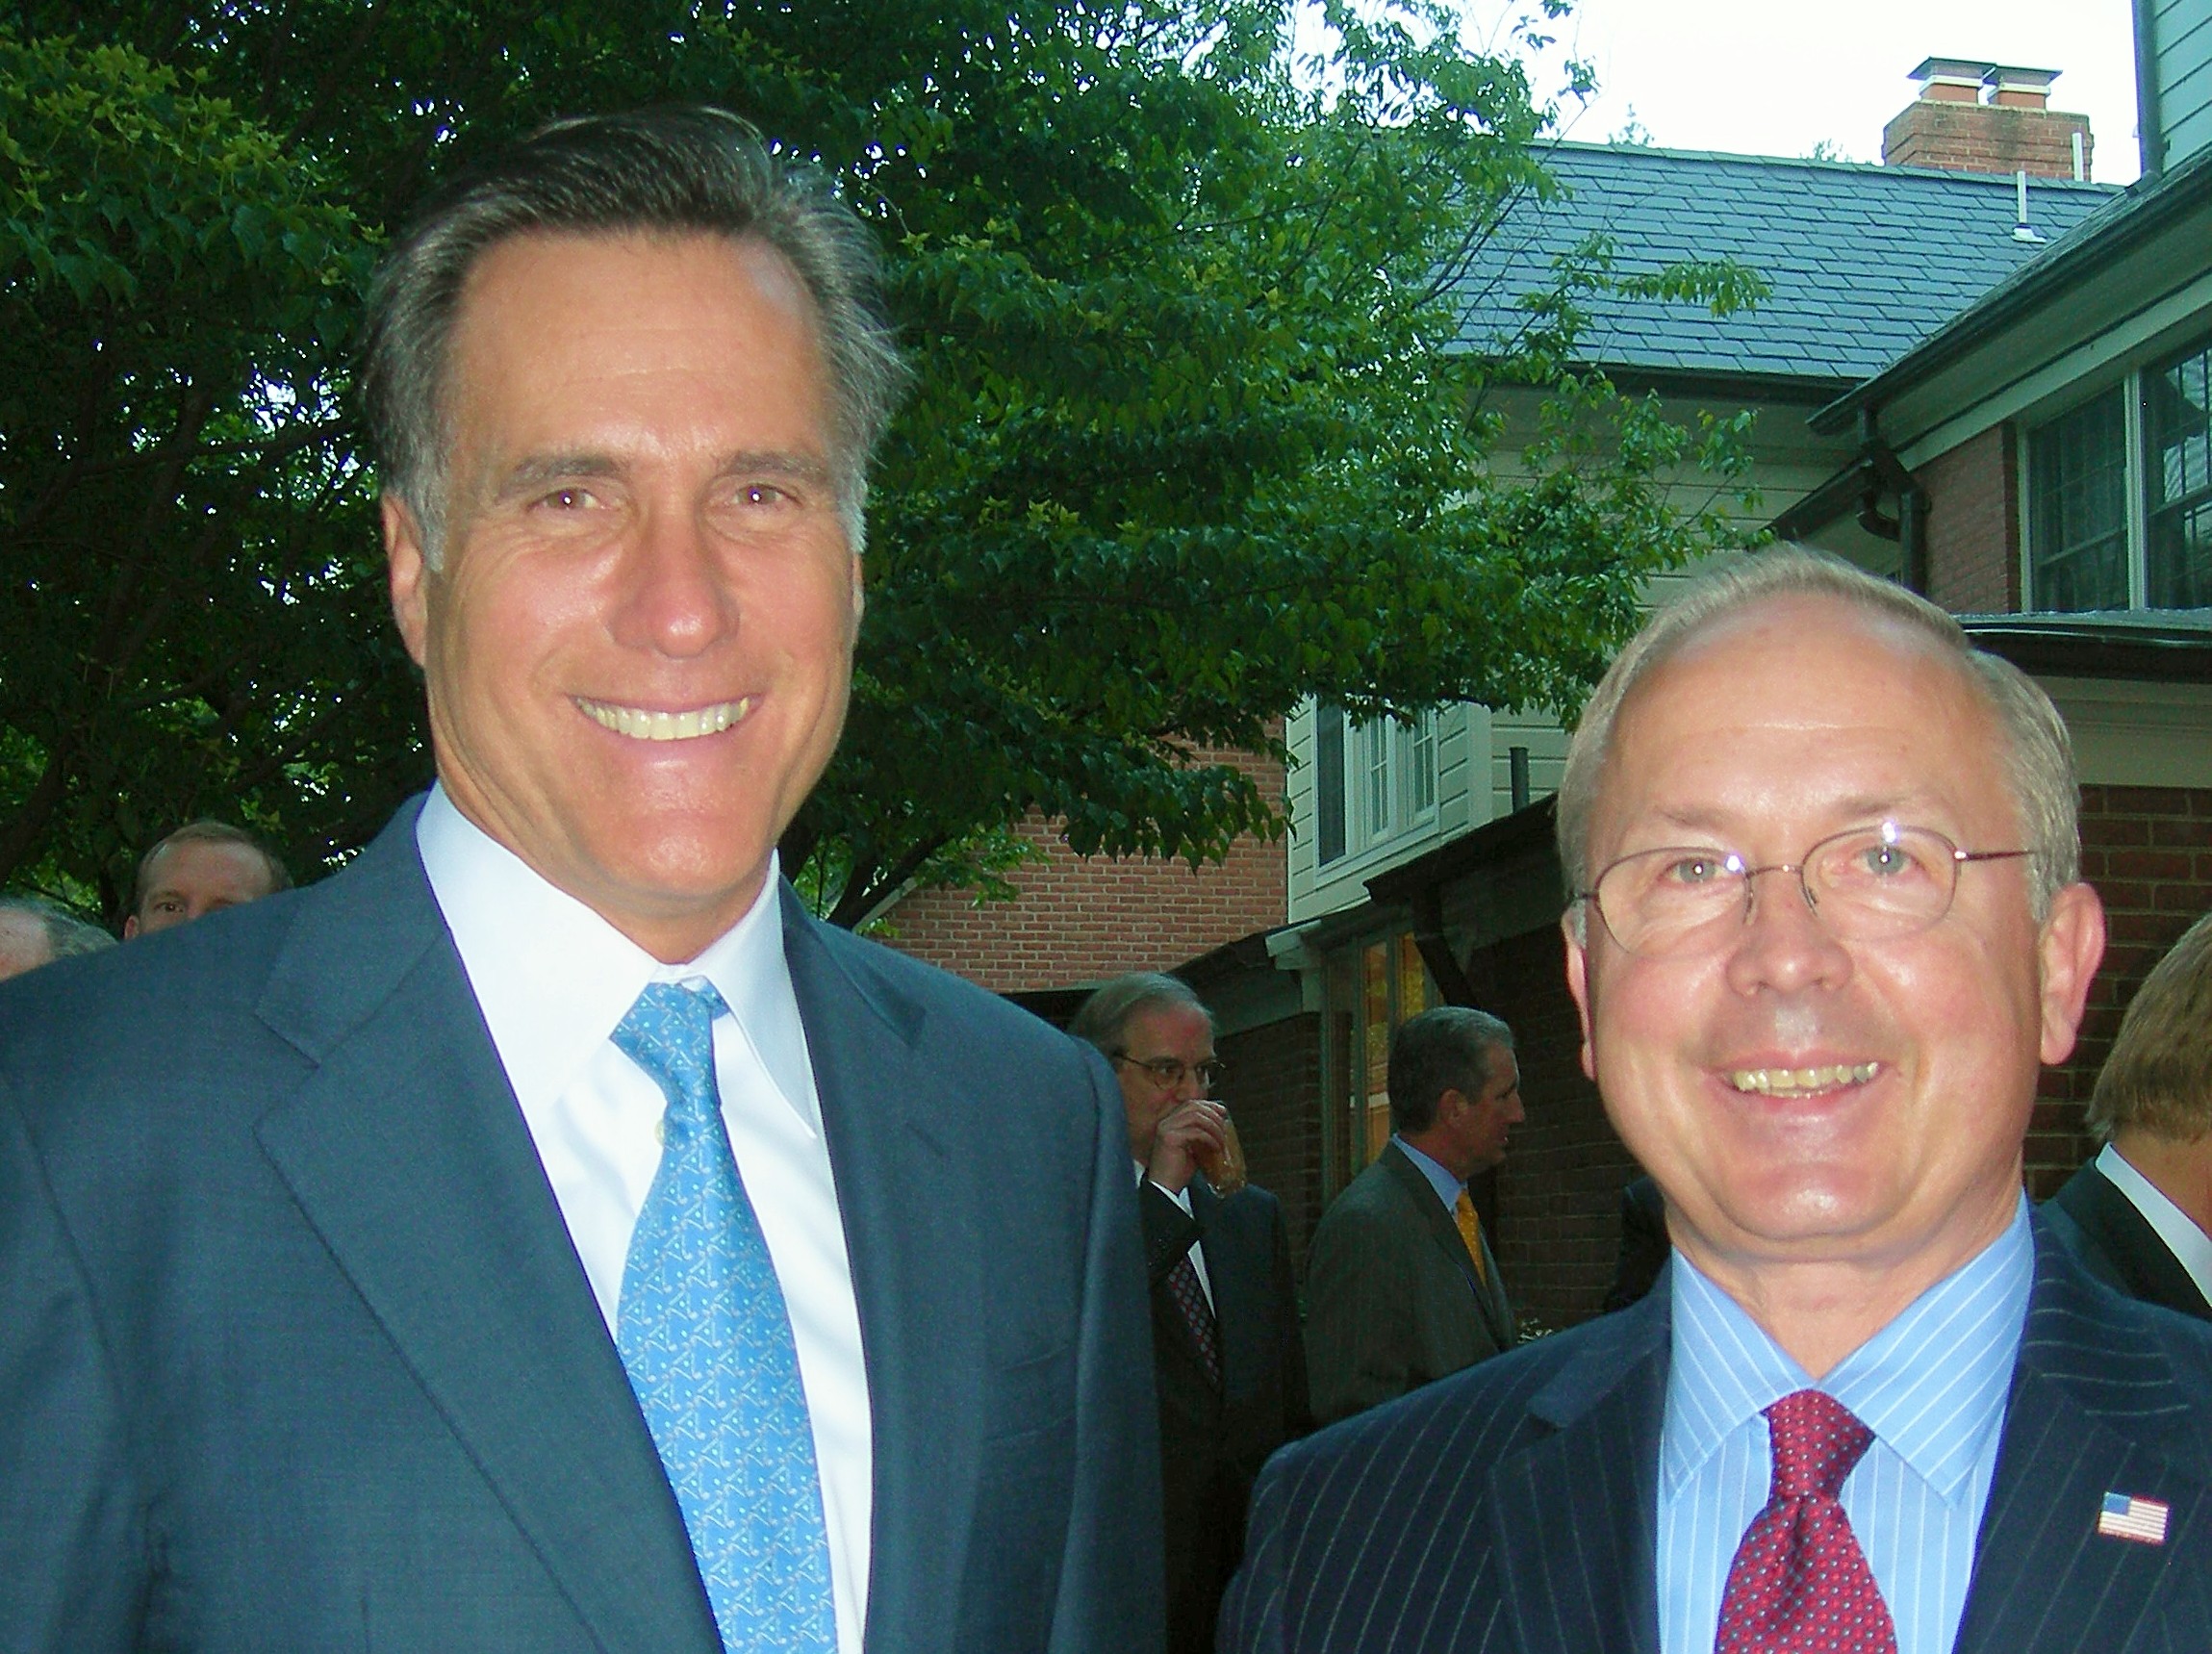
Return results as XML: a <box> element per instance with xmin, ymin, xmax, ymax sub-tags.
<box><xmin>1514</xmin><ymin>0</ymin><xmax>2143</xmax><ymax>183</ymax></box>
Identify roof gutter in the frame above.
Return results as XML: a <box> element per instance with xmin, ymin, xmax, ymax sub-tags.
<box><xmin>1810</xmin><ymin>140</ymin><xmax>2212</xmax><ymax>436</ymax></box>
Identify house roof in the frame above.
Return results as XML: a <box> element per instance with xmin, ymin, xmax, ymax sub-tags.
<box><xmin>1812</xmin><ymin>135</ymin><xmax>2212</xmax><ymax>433</ymax></box>
<box><xmin>1455</xmin><ymin>142</ymin><xmax>2114</xmax><ymax>394</ymax></box>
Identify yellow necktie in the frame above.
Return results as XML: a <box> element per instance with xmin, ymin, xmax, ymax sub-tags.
<box><xmin>1455</xmin><ymin>1189</ymin><xmax>1488</xmax><ymax>1285</ymax></box>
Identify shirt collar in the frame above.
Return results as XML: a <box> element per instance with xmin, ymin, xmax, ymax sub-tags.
<box><xmin>1664</xmin><ymin>1194</ymin><xmax>2032</xmax><ymax>1503</ymax></box>
<box><xmin>2098</xmin><ymin>1142</ymin><xmax>2212</xmax><ymax>1303</ymax></box>
<box><xmin>414</xmin><ymin>783</ymin><xmax>816</xmax><ymax>1129</ymax></box>
<box><xmin>1392</xmin><ymin>1134</ymin><xmax>1465</xmax><ymax>1210</ymax></box>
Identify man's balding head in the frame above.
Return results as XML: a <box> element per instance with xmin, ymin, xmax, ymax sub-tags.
<box><xmin>0</xmin><ymin>895</ymin><xmax>115</xmax><ymax>981</ymax></box>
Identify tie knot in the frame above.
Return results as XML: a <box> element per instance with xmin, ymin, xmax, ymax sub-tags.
<box><xmin>612</xmin><ymin>981</ymin><xmax>730</xmax><ymax>1128</ymax></box>
<box><xmin>1763</xmin><ymin>1388</ymin><xmax>1873</xmax><ymax>1500</ymax></box>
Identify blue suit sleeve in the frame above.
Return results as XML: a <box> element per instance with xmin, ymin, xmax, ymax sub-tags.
<box><xmin>1047</xmin><ymin>1045</ymin><xmax>1167</xmax><ymax>1654</ymax></box>
<box><xmin>0</xmin><ymin>1075</ymin><xmax>148</xmax><ymax>1648</ymax></box>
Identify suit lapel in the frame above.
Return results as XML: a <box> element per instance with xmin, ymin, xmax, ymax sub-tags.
<box><xmin>252</xmin><ymin>809</ymin><xmax>719</xmax><ymax>1654</ymax></box>
<box><xmin>1381</xmin><ymin>1142</ymin><xmax>1513</xmax><ymax>1345</ymax></box>
<box><xmin>781</xmin><ymin>901</ymin><xmax>970</xmax><ymax>1654</ymax></box>
<box><xmin>1488</xmin><ymin>1292</ymin><xmax>1669</xmax><ymax>1654</ymax></box>
<box><xmin>2076</xmin><ymin>1164</ymin><xmax>2212</xmax><ymax>1319</ymax></box>
<box><xmin>1953</xmin><ymin>1221</ymin><xmax>2212</xmax><ymax>1654</ymax></box>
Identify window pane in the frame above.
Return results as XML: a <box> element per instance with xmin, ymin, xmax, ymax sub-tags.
<box><xmin>2029</xmin><ymin>388</ymin><xmax>2129</xmax><ymax>611</ymax></box>
<box><xmin>1404</xmin><ymin>712</ymin><xmax>1437</xmax><ymax>817</ymax></box>
<box><xmin>2146</xmin><ymin>335</ymin><xmax>2212</xmax><ymax>608</ymax></box>
<box><xmin>1364</xmin><ymin>720</ymin><xmax>1390</xmax><ymax>838</ymax></box>
<box><xmin>1315</xmin><ymin>702</ymin><xmax>1345</xmax><ymax>865</ymax></box>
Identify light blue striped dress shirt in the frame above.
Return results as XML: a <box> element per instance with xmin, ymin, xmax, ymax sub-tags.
<box><xmin>1657</xmin><ymin>1195</ymin><xmax>2033</xmax><ymax>1654</ymax></box>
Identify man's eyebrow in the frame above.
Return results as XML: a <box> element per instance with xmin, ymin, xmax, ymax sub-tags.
<box><xmin>716</xmin><ymin>449</ymin><xmax>833</xmax><ymax>485</ymax></box>
<box><xmin>489</xmin><ymin>453</ymin><xmax>623</xmax><ymax>501</ymax></box>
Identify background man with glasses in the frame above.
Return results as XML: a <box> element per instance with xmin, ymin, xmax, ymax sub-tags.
<box><xmin>1303</xmin><ymin>1005</ymin><xmax>1522</xmax><ymax>1425</ymax></box>
<box><xmin>1224</xmin><ymin>547</ymin><xmax>2212</xmax><ymax>1653</ymax></box>
<box><xmin>1074</xmin><ymin>974</ymin><xmax>1309</xmax><ymax>1654</ymax></box>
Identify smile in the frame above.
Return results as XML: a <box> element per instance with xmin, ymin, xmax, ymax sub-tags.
<box><xmin>574</xmin><ymin>696</ymin><xmax>752</xmax><ymax>742</ymax></box>
<box><xmin>1727</xmin><ymin>1061</ymin><xmax>1880</xmax><ymax>1097</ymax></box>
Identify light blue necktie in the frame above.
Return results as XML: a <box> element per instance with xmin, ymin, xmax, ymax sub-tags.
<box><xmin>612</xmin><ymin>980</ymin><xmax>836</xmax><ymax>1653</ymax></box>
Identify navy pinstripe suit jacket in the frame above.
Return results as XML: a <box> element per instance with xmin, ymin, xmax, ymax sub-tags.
<box><xmin>1221</xmin><ymin>1216</ymin><xmax>2212</xmax><ymax>1653</ymax></box>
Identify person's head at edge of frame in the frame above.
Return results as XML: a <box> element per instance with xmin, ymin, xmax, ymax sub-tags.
<box><xmin>123</xmin><ymin>820</ymin><xmax>294</xmax><ymax>939</ymax></box>
<box><xmin>1071</xmin><ymin>972</ymin><xmax>1226</xmax><ymax>1195</ymax></box>
<box><xmin>2085</xmin><ymin>906</ymin><xmax>2212</xmax><ymax>1209</ymax></box>
<box><xmin>1556</xmin><ymin>544</ymin><xmax>2106</xmax><ymax>1379</ymax></box>
<box><xmin>360</xmin><ymin>107</ymin><xmax>908</xmax><ymax>963</ymax></box>
<box><xmin>0</xmin><ymin>894</ymin><xmax>116</xmax><ymax>982</ymax></box>
<box><xmin>1386</xmin><ymin>1005</ymin><xmax>1522</xmax><ymax>1184</ymax></box>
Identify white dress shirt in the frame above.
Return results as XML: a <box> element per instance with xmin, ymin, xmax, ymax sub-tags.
<box><xmin>416</xmin><ymin>785</ymin><xmax>871</xmax><ymax>1654</ymax></box>
<box><xmin>2098</xmin><ymin>1141</ymin><xmax>2212</xmax><ymax>1305</ymax></box>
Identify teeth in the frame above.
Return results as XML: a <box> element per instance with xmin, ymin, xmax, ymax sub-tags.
<box><xmin>575</xmin><ymin>696</ymin><xmax>751</xmax><ymax>742</ymax></box>
<box><xmin>1728</xmin><ymin>1061</ymin><xmax>1879</xmax><ymax>1096</ymax></box>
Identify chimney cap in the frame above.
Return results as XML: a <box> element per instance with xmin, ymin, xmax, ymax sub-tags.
<box><xmin>1909</xmin><ymin>56</ymin><xmax>1998</xmax><ymax>88</ymax></box>
<box><xmin>1987</xmin><ymin>64</ymin><xmax>2061</xmax><ymax>92</ymax></box>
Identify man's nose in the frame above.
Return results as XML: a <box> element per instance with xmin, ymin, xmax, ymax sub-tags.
<box><xmin>1727</xmin><ymin>865</ymin><xmax>1851</xmax><ymax>993</ymax></box>
<box><xmin>609</xmin><ymin>504</ymin><xmax>740</xmax><ymax>658</ymax></box>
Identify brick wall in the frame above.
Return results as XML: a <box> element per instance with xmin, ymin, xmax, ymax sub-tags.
<box><xmin>1219</xmin><ymin>1013</ymin><xmax>1325</xmax><ymax>1269</ymax></box>
<box><xmin>878</xmin><ymin>742</ymin><xmax>1285</xmax><ymax>993</ymax></box>
<box><xmin>1919</xmin><ymin>423</ymin><xmax>2020</xmax><ymax>612</ymax></box>
<box><xmin>2029</xmin><ymin>783</ymin><xmax>2212</xmax><ymax>1193</ymax></box>
<box><xmin>1882</xmin><ymin>101</ymin><xmax>2092</xmax><ymax>179</ymax></box>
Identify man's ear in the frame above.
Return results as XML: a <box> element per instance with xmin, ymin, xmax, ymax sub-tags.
<box><xmin>2036</xmin><ymin>880</ymin><xmax>2108</xmax><ymax>1067</ymax></box>
<box><xmin>1564</xmin><ymin>911</ymin><xmax>1599</xmax><ymax>1081</ymax></box>
<box><xmin>384</xmin><ymin>494</ymin><xmax>433</xmax><ymax>669</ymax></box>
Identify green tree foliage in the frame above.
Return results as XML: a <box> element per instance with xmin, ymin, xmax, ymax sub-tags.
<box><xmin>2</xmin><ymin>1</ymin><xmax>1760</xmax><ymax>926</ymax></box>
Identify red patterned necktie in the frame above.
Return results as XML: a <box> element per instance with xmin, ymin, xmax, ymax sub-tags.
<box><xmin>1715</xmin><ymin>1388</ymin><xmax>1898</xmax><ymax>1654</ymax></box>
<box><xmin>1165</xmin><ymin>1248</ymin><xmax>1222</xmax><ymax>1387</ymax></box>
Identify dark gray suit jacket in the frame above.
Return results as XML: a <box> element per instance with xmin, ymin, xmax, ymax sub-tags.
<box><xmin>1303</xmin><ymin>1140</ymin><xmax>1513</xmax><ymax>1425</ymax></box>
<box><xmin>2045</xmin><ymin>1158</ymin><xmax>2212</xmax><ymax>1321</ymax></box>
<box><xmin>1223</xmin><ymin>1216</ymin><xmax>2212</xmax><ymax>1653</ymax></box>
<box><xmin>0</xmin><ymin>801</ymin><xmax>1163</xmax><ymax>1652</ymax></box>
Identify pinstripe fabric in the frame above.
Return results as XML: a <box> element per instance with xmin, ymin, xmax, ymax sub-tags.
<box><xmin>1219</xmin><ymin>1216</ymin><xmax>2212</xmax><ymax>1654</ymax></box>
<box><xmin>1659</xmin><ymin>1201</ymin><xmax>2031</xmax><ymax>1654</ymax></box>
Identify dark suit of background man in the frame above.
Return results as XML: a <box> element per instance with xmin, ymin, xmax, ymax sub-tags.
<box><xmin>0</xmin><ymin>109</ymin><xmax>1161</xmax><ymax>1654</ymax></box>
<box><xmin>2047</xmin><ymin>907</ymin><xmax>2212</xmax><ymax>1320</ymax></box>
<box><xmin>1070</xmin><ymin>973</ymin><xmax>1308</xmax><ymax>1654</ymax></box>
<box><xmin>1302</xmin><ymin>1005</ymin><xmax>1520</xmax><ymax>1425</ymax></box>
<box><xmin>1225</xmin><ymin>548</ymin><xmax>2212</xmax><ymax>1653</ymax></box>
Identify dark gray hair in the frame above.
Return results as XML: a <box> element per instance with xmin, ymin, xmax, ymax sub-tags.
<box><xmin>1557</xmin><ymin>546</ymin><xmax>2080</xmax><ymax>940</ymax></box>
<box><xmin>0</xmin><ymin>895</ymin><xmax>115</xmax><ymax>961</ymax></box>
<box><xmin>359</xmin><ymin>106</ymin><xmax>909</xmax><ymax>565</ymax></box>
<box><xmin>1069</xmin><ymin>972</ymin><xmax>1212</xmax><ymax>1056</ymax></box>
<box><xmin>1388</xmin><ymin>1005</ymin><xmax>1513</xmax><ymax>1135</ymax></box>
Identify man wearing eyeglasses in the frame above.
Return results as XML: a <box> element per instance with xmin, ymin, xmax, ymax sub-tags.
<box><xmin>1072</xmin><ymin>974</ymin><xmax>1309</xmax><ymax>1654</ymax></box>
<box><xmin>1223</xmin><ymin>547</ymin><xmax>2212</xmax><ymax>1653</ymax></box>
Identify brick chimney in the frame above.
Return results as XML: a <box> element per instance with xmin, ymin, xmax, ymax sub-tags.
<box><xmin>1882</xmin><ymin>58</ymin><xmax>2093</xmax><ymax>180</ymax></box>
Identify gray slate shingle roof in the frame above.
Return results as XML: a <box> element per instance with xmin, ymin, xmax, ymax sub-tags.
<box><xmin>1455</xmin><ymin>142</ymin><xmax>2116</xmax><ymax>384</ymax></box>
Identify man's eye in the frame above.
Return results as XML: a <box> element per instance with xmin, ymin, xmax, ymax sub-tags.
<box><xmin>738</xmin><ymin>482</ymin><xmax>789</xmax><ymax>507</ymax></box>
<box><xmin>1663</xmin><ymin>855</ymin><xmax>1726</xmax><ymax>886</ymax></box>
<box><xmin>538</xmin><ymin>487</ymin><xmax>596</xmax><ymax>511</ymax></box>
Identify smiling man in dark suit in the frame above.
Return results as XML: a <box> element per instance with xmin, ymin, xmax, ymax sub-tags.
<box><xmin>1224</xmin><ymin>549</ymin><xmax>2212</xmax><ymax>1654</ymax></box>
<box><xmin>1073</xmin><ymin>973</ymin><xmax>1308</xmax><ymax>1654</ymax></box>
<box><xmin>2047</xmin><ymin>908</ymin><xmax>2212</xmax><ymax>1321</ymax></box>
<box><xmin>0</xmin><ymin>109</ymin><xmax>1160</xmax><ymax>1653</ymax></box>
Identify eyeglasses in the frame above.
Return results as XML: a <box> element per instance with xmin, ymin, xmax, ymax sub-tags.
<box><xmin>1112</xmin><ymin>1054</ymin><xmax>1226</xmax><ymax>1095</ymax></box>
<box><xmin>1578</xmin><ymin>822</ymin><xmax>2033</xmax><ymax>959</ymax></box>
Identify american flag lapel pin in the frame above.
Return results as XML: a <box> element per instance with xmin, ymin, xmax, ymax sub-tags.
<box><xmin>2098</xmin><ymin>1490</ymin><xmax>2171</xmax><ymax>1545</ymax></box>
